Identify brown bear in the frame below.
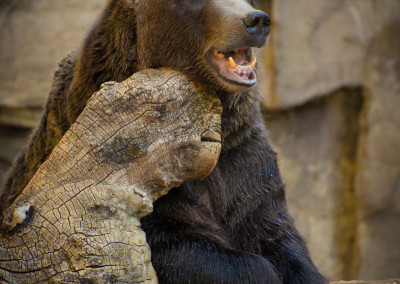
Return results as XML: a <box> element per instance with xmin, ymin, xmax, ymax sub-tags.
<box><xmin>1</xmin><ymin>0</ymin><xmax>326</xmax><ymax>283</ymax></box>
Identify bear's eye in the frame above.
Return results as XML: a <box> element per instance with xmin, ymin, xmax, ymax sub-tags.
<box><xmin>172</xmin><ymin>0</ymin><xmax>207</xmax><ymax>14</ymax></box>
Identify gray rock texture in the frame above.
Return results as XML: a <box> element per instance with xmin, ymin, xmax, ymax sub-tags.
<box><xmin>256</xmin><ymin>0</ymin><xmax>400</xmax><ymax>280</ymax></box>
<box><xmin>267</xmin><ymin>90</ymin><xmax>363</xmax><ymax>279</ymax></box>
<box><xmin>0</xmin><ymin>0</ymin><xmax>107</xmax><ymax>128</ymax></box>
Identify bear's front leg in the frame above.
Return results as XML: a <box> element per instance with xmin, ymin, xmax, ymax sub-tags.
<box><xmin>262</xmin><ymin>231</ymin><xmax>327</xmax><ymax>284</ymax></box>
<box><xmin>150</xmin><ymin>239</ymin><xmax>282</xmax><ymax>284</ymax></box>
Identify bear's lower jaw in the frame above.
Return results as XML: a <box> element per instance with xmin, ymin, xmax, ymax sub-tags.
<box><xmin>205</xmin><ymin>48</ymin><xmax>257</xmax><ymax>88</ymax></box>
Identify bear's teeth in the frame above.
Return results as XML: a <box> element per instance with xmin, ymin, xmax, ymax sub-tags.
<box><xmin>213</xmin><ymin>50</ymin><xmax>224</xmax><ymax>59</ymax></box>
<box><xmin>250</xmin><ymin>57</ymin><xmax>257</xmax><ymax>69</ymax></box>
<box><xmin>229</xmin><ymin>57</ymin><xmax>236</xmax><ymax>69</ymax></box>
<box><xmin>229</xmin><ymin>57</ymin><xmax>256</xmax><ymax>71</ymax></box>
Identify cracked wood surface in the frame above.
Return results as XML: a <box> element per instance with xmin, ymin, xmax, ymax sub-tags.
<box><xmin>0</xmin><ymin>69</ymin><xmax>222</xmax><ymax>283</ymax></box>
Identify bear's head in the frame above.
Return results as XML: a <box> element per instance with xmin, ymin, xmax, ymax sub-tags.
<box><xmin>135</xmin><ymin>0</ymin><xmax>270</xmax><ymax>93</ymax></box>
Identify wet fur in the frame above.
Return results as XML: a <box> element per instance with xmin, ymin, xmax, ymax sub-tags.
<box><xmin>1</xmin><ymin>0</ymin><xmax>326</xmax><ymax>283</ymax></box>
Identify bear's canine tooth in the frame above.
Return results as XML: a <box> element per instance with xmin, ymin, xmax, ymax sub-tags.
<box><xmin>214</xmin><ymin>49</ymin><xmax>224</xmax><ymax>59</ymax></box>
<box><xmin>250</xmin><ymin>57</ymin><xmax>257</xmax><ymax>69</ymax></box>
<box><xmin>229</xmin><ymin>57</ymin><xmax>237</xmax><ymax>69</ymax></box>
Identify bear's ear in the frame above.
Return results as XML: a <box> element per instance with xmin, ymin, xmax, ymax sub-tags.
<box><xmin>68</xmin><ymin>0</ymin><xmax>138</xmax><ymax>124</ymax></box>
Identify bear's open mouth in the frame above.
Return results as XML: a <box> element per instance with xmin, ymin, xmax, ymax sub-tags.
<box><xmin>206</xmin><ymin>47</ymin><xmax>256</xmax><ymax>87</ymax></box>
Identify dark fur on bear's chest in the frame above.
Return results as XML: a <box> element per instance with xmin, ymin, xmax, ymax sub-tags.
<box><xmin>143</xmin><ymin>129</ymin><xmax>285</xmax><ymax>245</ymax></box>
<box><xmin>141</xmin><ymin>93</ymin><xmax>287</xmax><ymax>251</ymax></box>
<box><xmin>140</xmin><ymin>86</ymin><xmax>325</xmax><ymax>283</ymax></box>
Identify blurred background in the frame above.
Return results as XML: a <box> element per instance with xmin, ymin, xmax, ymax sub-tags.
<box><xmin>0</xmin><ymin>0</ymin><xmax>399</xmax><ymax>281</ymax></box>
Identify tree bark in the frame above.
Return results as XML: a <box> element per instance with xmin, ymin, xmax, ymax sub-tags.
<box><xmin>0</xmin><ymin>69</ymin><xmax>222</xmax><ymax>283</ymax></box>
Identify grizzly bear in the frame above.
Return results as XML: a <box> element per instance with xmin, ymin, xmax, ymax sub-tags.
<box><xmin>1</xmin><ymin>0</ymin><xmax>326</xmax><ymax>283</ymax></box>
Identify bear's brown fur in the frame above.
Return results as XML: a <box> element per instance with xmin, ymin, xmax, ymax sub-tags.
<box><xmin>1</xmin><ymin>0</ymin><xmax>326</xmax><ymax>283</ymax></box>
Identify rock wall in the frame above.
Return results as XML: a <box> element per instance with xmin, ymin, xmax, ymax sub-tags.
<box><xmin>0</xmin><ymin>0</ymin><xmax>107</xmax><ymax>128</ymax></box>
<box><xmin>0</xmin><ymin>0</ymin><xmax>106</xmax><ymax>190</ymax></box>
<box><xmin>255</xmin><ymin>0</ymin><xmax>400</xmax><ymax>280</ymax></box>
<box><xmin>266</xmin><ymin>89</ymin><xmax>363</xmax><ymax>279</ymax></box>
<box><xmin>1</xmin><ymin>0</ymin><xmax>399</xmax><ymax>281</ymax></box>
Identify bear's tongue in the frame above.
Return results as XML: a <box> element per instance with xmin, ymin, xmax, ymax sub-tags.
<box><xmin>228</xmin><ymin>56</ymin><xmax>256</xmax><ymax>81</ymax></box>
<box><xmin>211</xmin><ymin>49</ymin><xmax>257</xmax><ymax>86</ymax></box>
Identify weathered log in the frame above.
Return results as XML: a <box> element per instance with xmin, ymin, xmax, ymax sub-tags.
<box><xmin>0</xmin><ymin>69</ymin><xmax>222</xmax><ymax>283</ymax></box>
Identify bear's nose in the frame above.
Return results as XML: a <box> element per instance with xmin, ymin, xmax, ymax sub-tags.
<box><xmin>243</xmin><ymin>11</ymin><xmax>271</xmax><ymax>37</ymax></box>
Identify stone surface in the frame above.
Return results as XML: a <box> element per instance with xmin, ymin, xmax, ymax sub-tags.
<box><xmin>261</xmin><ymin>0</ymin><xmax>371</xmax><ymax>109</ymax></box>
<box><xmin>259</xmin><ymin>0</ymin><xmax>400</xmax><ymax>280</ymax></box>
<box><xmin>0</xmin><ymin>0</ymin><xmax>107</xmax><ymax>127</ymax></box>
<box><xmin>355</xmin><ymin>12</ymin><xmax>400</xmax><ymax>279</ymax></box>
<box><xmin>267</xmin><ymin>90</ymin><xmax>363</xmax><ymax>280</ymax></box>
<box><xmin>261</xmin><ymin>0</ymin><xmax>400</xmax><ymax>109</ymax></box>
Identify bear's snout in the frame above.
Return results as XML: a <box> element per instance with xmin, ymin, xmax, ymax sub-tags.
<box><xmin>243</xmin><ymin>11</ymin><xmax>271</xmax><ymax>41</ymax></box>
